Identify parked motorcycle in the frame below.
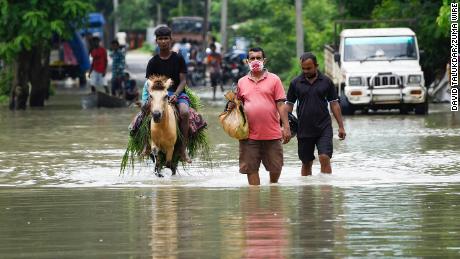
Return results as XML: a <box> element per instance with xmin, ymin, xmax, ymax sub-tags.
<box><xmin>222</xmin><ymin>51</ymin><xmax>248</xmax><ymax>86</ymax></box>
<box><xmin>187</xmin><ymin>59</ymin><xmax>206</xmax><ymax>87</ymax></box>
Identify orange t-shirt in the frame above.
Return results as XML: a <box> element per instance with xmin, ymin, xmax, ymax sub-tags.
<box><xmin>237</xmin><ymin>72</ymin><xmax>286</xmax><ymax>140</ymax></box>
<box><xmin>207</xmin><ymin>53</ymin><xmax>222</xmax><ymax>73</ymax></box>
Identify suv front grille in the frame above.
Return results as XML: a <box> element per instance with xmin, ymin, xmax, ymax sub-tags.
<box><xmin>367</xmin><ymin>75</ymin><xmax>403</xmax><ymax>87</ymax></box>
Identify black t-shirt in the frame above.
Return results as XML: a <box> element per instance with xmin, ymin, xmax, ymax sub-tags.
<box><xmin>145</xmin><ymin>52</ymin><xmax>187</xmax><ymax>92</ymax></box>
<box><xmin>287</xmin><ymin>72</ymin><xmax>339</xmax><ymax>138</ymax></box>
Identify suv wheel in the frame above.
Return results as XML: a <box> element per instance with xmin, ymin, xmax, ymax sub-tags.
<box><xmin>414</xmin><ymin>100</ymin><xmax>429</xmax><ymax>115</ymax></box>
<box><xmin>340</xmin><ymin>95</ymin><xmax>355</xmax><ymax>115</ymax></box>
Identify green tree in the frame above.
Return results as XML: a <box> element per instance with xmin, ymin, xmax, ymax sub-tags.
<box><xmin>0</xmin><ymin>0</ymin><xmax>92</xmax><ymax>109</ymax></box>
<box><xmin>337</xmin><ymin>0</ymin><xmax>382</xmax><ymax>19</ymax></box>
<box><xmin>114</xmin><ymin>0</ymin><xmax>207</xmax><ymax>31</ymax></box>
<box><xmin>117</xmin><ymin>0</ymin><xmax>151</xmax><ymax>30</ymax></box>
<box><xmin>436</xmin><ymin>0</ymin><xmax>451</xmax><ymax>37</ymax></box>
<box><xmin>372</xmin><ymin>0</ymin><xmax>450</xmax><ymax>84</ymax></box>
<box><xmin>230</xmin><ymin>0</ymin><xmax>337</xmax><ymax>85</ymax></box>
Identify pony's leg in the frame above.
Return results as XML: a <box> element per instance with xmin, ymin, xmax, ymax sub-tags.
<box><xmin>165</xmin><ymin>149</ymin><xmax>174</xmax><ymax>164</ymax></box>
<box><xmin>164</xmin><ymin>160</ymin><xmax>177</xmax><ymax>176</ymax></box>
<box><xmin>149</xmin><ymin>153</ymin><xmax>156</xmax><ymax>164</ymax></box>
<box><xmin>154</xmin><ymin>162</ymin><xmax>164</xmax><ymax>178</ymax></box>
<box><xmin>149</xmin><ymin>145</ymin><xmax>158</xmax><ymax>164</ymax></box>
<box><xmin>162</xmin><ymin>148</ymin><xmax>179</xmax><ymax>175</ymax></box>
<box><xmin>150</xmin><ymin>145</ymin><xmax>164</xmax><ymax>178</ymax></box>
<box><xmin>171</xmin><ymin>162</ymin><xmax>177</xmax><ymax>176</ymax></box>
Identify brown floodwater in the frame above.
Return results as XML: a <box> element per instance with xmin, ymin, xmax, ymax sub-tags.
<box><xmin>0</xmin><ymin>91</ymin><xmax>459</xmax><ymax>257</ymax></box>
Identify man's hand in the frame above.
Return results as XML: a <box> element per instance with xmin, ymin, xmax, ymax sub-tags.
<box><xmin>282</xmin><ymin>127</ymin><xmax>291</xmax><ymax>144</ymax></box>
<box><xmin>338</xmin><ymin>127</ymin><xmax>346</xmax><ymax>140</ymax></box>
<box><xmin>169</xmin><ymin>94</ymin><xmax>178</xmax><ymax>103</ymax></box>
<box><xmin>226</xmin><ymin>101</ymin><xmax>236</xmax><ymax>111</ymax></box>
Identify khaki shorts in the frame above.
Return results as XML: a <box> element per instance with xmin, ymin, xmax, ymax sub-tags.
<box><xmin>239</xmin><ymin>139</ymin><xmax>283</xmax><ymax>174</ymax></box>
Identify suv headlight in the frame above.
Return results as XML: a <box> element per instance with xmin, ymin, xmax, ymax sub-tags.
<box><xmin>408</xmin><ymin>75</ymin><xmax>422</xmax><ymax>84</ymax></box>
<box><xmin>348</xmin><ymin>77</ymin><xmax>362</xmax><ymax>86</ymax></box>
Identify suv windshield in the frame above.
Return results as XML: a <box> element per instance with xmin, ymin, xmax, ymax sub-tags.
<box><xmin>344</xmin><ymin>36</ymin><xmax>417</xmax><ymax>62</ymax></box>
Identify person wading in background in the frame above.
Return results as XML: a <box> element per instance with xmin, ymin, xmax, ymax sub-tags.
<box><xmin>286</xmin><ymin>52</ymin><xmax>346</xmax><ymax>176</ymax></box>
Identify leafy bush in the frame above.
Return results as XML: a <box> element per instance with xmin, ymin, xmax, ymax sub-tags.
<box><xmin>0</xmin><ymin>65</ymin><xmax>12</xmax><ymax>105</ymax></box>
<box><xmin>139</xmin><ymin>42</ymin><xmax>155</xmax><ymax>53</ymax></box>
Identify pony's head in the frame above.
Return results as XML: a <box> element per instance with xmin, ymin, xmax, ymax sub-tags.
<box><xmin>147</xmin><ymin>75</ymin><xmax>173</xmax><ymax>123</ymax></box>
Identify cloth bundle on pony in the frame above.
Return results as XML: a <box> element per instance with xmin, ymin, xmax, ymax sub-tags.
<box><xmin>121</xmin><ymin>75</ymin><xmax>210</xmax><ymax>176</ymax></box>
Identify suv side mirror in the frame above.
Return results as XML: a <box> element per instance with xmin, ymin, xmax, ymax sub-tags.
<box><xmin>419</xmin><ymin>49</ymin><xmax>425</xmax><ymax>59</ymax></box>
<box><xmin>334</xmin><ymin>53</ymin><xmax>340</xmax><ymax>63</ymax></box>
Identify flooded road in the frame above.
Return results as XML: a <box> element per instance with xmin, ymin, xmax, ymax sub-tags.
<box><xmin>0</xmin><ymin>91</ymin><xmax>459</xmax><ymax>257</ymax></box>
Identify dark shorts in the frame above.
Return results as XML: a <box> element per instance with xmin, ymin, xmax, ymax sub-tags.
<box><xmin>298</xmin><ymin>128</ymin><xmax>333</xmax><ymax>163</ymax></box>
<box><xmin>210</xmin><ymin>72</ymin><xmax>222</xmax><ymax>87</ymax></box>
<box><xmin>239</xmin><ymin>139</ymin><xmax>283</xmax><ymax>174</ymax></box>
<box><xmin>111</xmin><ymin>77</ymin><xmax>123</xmax><ymax>95</ymax></box>
<box><xmin>125</xmin><ymin>93</ymin><xmax>138</xmax><ymax>101</ymax></box>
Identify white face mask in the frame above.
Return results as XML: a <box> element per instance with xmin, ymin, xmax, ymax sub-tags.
<box><xmin>249</xmin><ymin>60</ymin><xmax>264</xmax><ymax>72</ymax></box>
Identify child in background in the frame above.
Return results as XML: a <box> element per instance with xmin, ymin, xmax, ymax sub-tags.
<box><xmin>122</xmin><ymin>72</ymin><xmax>139</xmax><ymax>105</ymax></box>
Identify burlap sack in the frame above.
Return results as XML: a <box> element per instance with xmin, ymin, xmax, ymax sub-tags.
<box><xmin>189</xmin><ymin>107</ymin><xmax>207</xmax><ymax>137</ymax></box>
<box><xmin>219</xmin><ymin>91</ymin><xmax>249</xmax><ymax>140</ymax></box>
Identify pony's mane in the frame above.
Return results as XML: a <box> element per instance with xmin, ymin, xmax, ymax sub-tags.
<box><xmin>148</xmin><ymin>75</ymin><xmax>172</xmax><ymax>91</ymax></box>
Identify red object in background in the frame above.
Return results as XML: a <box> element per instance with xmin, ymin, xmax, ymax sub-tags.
<box><xmin>137</xmin><ymin>34</ymin><xmax>144</xmax><ymax>48</ymax></box>
<box><xmin>90</xmin><ymin>47</ymin><xmax>107</xmax><ymax>73</ymax></box>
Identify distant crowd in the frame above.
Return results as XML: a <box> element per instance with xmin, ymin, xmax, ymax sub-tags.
<box><xmin>85</xmin><ymin>34</ymin><xmax>228</xmax><ymax>103</ymax></box>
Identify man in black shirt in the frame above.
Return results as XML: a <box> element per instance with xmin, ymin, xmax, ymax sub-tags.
<box><xmin>144</xmin><ymin>26</ymin><xmax>191</xmax><ymax>163</ymax></box>
<box><xmin>286</xmin><ymin>52</ymin><xmax>346</xmax><ymax>176</ymax></box>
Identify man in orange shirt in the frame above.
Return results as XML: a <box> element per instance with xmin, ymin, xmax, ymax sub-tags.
<box><xmin>235</xmin><ymin>47</ymin><xmax>291</xmax><ymax>185</ymax></box>
<box><xmin>207</xmin><ymin>43</ymin><xmax>224</xmax><ymax>100</ymax></box>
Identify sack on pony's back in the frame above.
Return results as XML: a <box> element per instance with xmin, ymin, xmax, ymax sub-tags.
<box><xmin>189</xmin><ymin>107</ymin><xmax>207</xmax><ymax>136</ymax></box>
<box><xmin>128</xmin><ymin>101</ymin><xmax>150</xmax><ymax>136</ymax></box>
<box><xmin>219</xmin><ymin>91</ymin><xmax>249</xmax><ymax>140</ymax></box>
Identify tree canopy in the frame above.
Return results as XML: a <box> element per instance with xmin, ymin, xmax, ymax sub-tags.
<box><xmin>212</xmin><ymin>0</ymin><xmax>449</xmax><ymax>85</ymax></box>
<box><xmin>0</xmin><ymin>0</ymin><xmax>92</xmax><ymax>108</ymax></box>
<box><xmin>0</xmin><ymin>0</ymin><xmax>92</xmax><ymax>62</ymax></box>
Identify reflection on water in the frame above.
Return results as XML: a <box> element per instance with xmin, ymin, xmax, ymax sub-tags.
<box><xmin>1</xmin><ymin>186</ymin><xmax>459</xmax><ymax>257</ymax></box>
<box><xmin>0</xmin><ymin>93</ymin><xmax>460</xmax><ymax>256</ymax></box>
<box><xmin>241</xmin><ymin>187</ymin><xmax>288</xmax><ymax>258</ymax></box>
<box><xmin>295</xmin><ymin>185</ymin><xmax>346</xmax><ymax>257</ymax></box>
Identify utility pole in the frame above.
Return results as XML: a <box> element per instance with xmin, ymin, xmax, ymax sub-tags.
<box><xmin>113</xmin><ymin>0</ymin><xmax>119</xmax><ymax>36</ymax></box>
<box><xmin>179</xmin><ymin>0</ymin><xmax>183</xmax><ymax>16</ymax></box>
<box><xmin>220</xmin><ymin>0</ymin><xmax>228</xmax><ymax>54</ymax></box>
<box><xmin>156</xmin><ymin>3</ymin><xmax>162</xmax><ymax>25</ymax></box>
<box><xmin>295</xmin><ymin>0</ymin><xmax>304</xmax><ymax>58</ymax></box>
<box><xmin>202</xmin><ymin>0</ymin><xmax>211</xmax><ymax>51</ymax></box>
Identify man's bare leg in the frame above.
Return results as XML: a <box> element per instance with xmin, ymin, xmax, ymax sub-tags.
<box><xmin>178</xmin><ymin>103</ymin><xmax>191</xmax><ymax>163</ymax></box>
<box><xmin>319</xmin><ymin>154</ymin><xmax>332</xmax><ymax>174</ymax></box>
<box><xmin>247</xmin><ymin>172</ymin><xmax>260</xmax><ymax>185</ymax></box>
<box><xmin>301</xmin><ymin>161</ymin><xmax>313</xmax><ymax>176</ymax></box>
<box><xmin>269</xmin><ymin>171</ymin><xmax>281</xmax><ymax>183</ymax></box>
